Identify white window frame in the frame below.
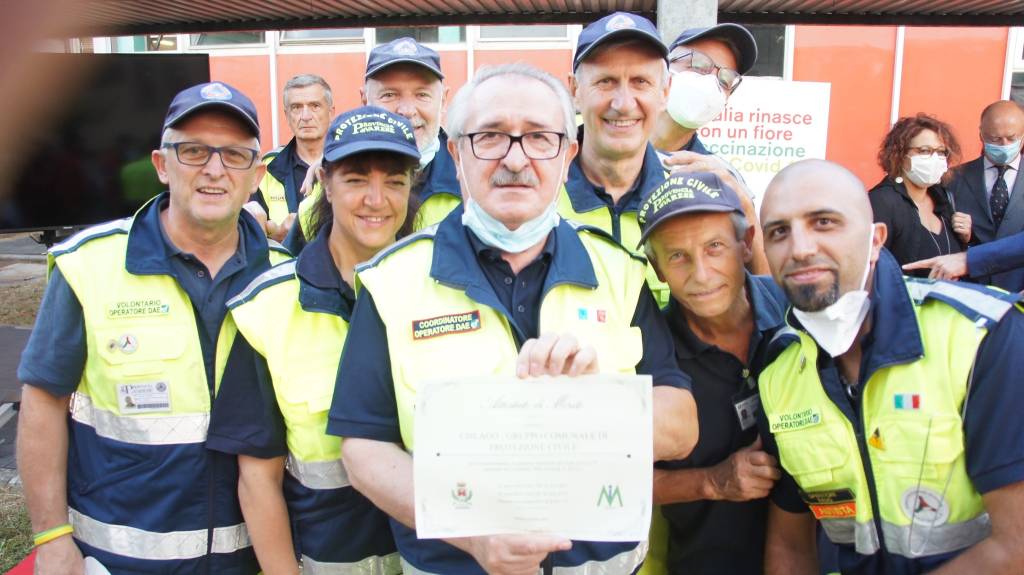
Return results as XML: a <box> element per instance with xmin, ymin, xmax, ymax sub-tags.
<box><xmin>475</xmin><ymin>23</ymin><xmax>571</xmax><ymax>43</ymax></box>
<box><xmin>370</xmin><ymin>26</ymin><xmax>467</xmax><ymax>49</ymax></box>
<box><xmin>279</xmin><ymin>27</ymin><xmax>366</xmax><ymax>46</ymax></box>
<box><xmin>188</xmin><ymin>31</ymin><xmax>268</xmax><ymax>51</ymax></box>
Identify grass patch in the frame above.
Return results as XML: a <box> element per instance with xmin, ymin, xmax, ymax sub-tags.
<box><xmin>0</xmin><ymin>485</ymin><xmax>32</xmax><ymax>572</ymax></box>
<box><xmin>0</xmin><ymin>269</ymin><xmax>45</xmax><ymax>328</ymax></box>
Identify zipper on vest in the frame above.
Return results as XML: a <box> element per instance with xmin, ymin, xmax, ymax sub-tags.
<box><xmin>855</xmin><ymin>389</ymin><xmax>888</xmax><ymax>558</ymax></box>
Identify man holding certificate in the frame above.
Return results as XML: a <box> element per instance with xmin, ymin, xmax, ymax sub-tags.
<box><xmin>328</xmin><ymin>63</ymin><xmax>698</xmax><ymax>575</ymax></box>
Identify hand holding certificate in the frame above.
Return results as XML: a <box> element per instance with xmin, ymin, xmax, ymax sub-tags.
<box><xmin>414</xmin><ymin>373</ymin><xmax>653</xmax><ymax>542</ymax></box>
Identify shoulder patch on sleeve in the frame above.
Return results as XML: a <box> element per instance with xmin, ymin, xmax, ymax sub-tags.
<box><xmin>49</xmin><ymin>218</ymin><xmax>132</xmax><ymax>258</ymax></box>
<box><xmin>904</xmin><ymin>277</ymin><xmax>1020</xmax><ymax>328</ymax></box>
<box><xmin>357</xmin><ymin>225</ymin><xmax>439</xmax><ymax>272</ymax></box>
<box><xmin>228</xmin><ymin>260</ymin><xmax>297</xmax><ymax>309</ymax></box>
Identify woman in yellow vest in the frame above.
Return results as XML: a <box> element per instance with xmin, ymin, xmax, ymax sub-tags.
<box><xmin>206</xmin><ymin>106</ymin><xmax>421</xmax><ymax>574</ymax></box>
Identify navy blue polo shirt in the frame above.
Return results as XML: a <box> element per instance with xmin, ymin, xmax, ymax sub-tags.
<box><xmin>659</xmin><ymin>274</ymin><xmax>786</xmax><ymax>575</ymax></box>
<box><xmin>18</xmin><ymin>193</ymin><xmax>276</xmax><ymax>396</ymax></box>
<box><xmin>327</xmin><ymin>207</ymin><xmax>690</xmax><ymax>574</ymax></box>
<box><xmin>759</xmin><ymin>250</ymin><xmax>1024</xmax><ymax>575</ymax></box>
<box><xmin>563</xmin><ymin>127</ymin><xmax>667</xmax><ymax>242</ymax></box>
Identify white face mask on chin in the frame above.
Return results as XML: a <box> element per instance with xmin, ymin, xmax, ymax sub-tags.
<box><xmin>791</xmin><ymin>228</ymin><xmax>876</xmax><ymax>358</ymax></box>
<box><xmin>458</xmin><ymin>153</ymin><xmax>567</xmax><ymax>254</ymax></box>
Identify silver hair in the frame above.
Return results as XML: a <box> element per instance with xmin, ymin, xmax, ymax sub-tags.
<box><xmin>576</xmin><ymin>38</ymin><xmax>670</xmax><ymax>89</ymax></box>
<box><xmin>283</xmin><ymin>74</ymin><xmax>333</xmax><ymax>108</ymax></box>
<box><xmin>445</xmin><ymin>63</ymin><xmax>576</xmax><ymax>140</ymax></box>
<box><xmin>643</xmin><ymin>211</ymin><xmax>750</xmax><ymax>260</ymax></box>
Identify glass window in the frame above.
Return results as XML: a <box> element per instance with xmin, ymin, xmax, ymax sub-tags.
<box><xmin>190</xmin><ymin>32</ymin><xmax>265</xmax><ymax>47</ymax></box>
<box><xmin>1010</xmin><ymin>72</ymin><xmax>1024</xmax><ymax>107</ymax></box>
<box><xmin>744</xmin><ymin>25</ymin><xmax>785</xmax><ymax>78</ymax></box>
<box><xmin>281</xmin><ymin>28</ymin><xmax>363</xmax><ymax>42</ymax></box>
<box><xmin>376</xmin><ymin>26</ymin><xmax>464</xmax><ymax>45</ymax></box>
<box><xmin>478</xmin><ymin>25</ymin><xmax>568</xmax><ymax>40</ymax></box>
<box><xmin>111</xmin><ymin>35</ymin><xmax>177</xmax><ymax>53</ymax></box>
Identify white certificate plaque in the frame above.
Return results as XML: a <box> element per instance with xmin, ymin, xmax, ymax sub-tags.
<box><xmin>413</xmin><ymin>374</ymin><xmax>652</xmax><ymax>541</ymax></box>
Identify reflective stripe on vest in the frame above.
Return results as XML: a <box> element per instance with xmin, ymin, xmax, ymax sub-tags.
<box><xmin>71</xmin><ymin>392</ymin><xmax>208</xmax><ymax>445</ymax></box>
<box><xmin>69</xmin><ymin>508</ymin><xmax>249</xmax><ymax>561</ymax></box>
<box><xmin>818</xmin><ymin>512</ymin><xmax>990</xmax><ymax>557</ymax></box>
<box><xmin>760</xmin><ymin>279</ymin><xmax>1001</xmax><ymax>559</ymax></box>
<box><xmin>302</xmin><ymin>552</ymin><xmax>402</xmax><ymax>574</ymax></box>
<box><xmin>399</xmin><ymin>542</ymin><xmax>647</xmax><ymax>575</ymax></box>
<box><xmin>287</xmin><ymin>453</ymin><xmax>351</xmax><ymax>490</ymax></box>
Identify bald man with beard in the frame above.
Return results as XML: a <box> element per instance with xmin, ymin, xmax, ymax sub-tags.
<box><xmin>757</xmin><ymin>160</ymin><xmax>1024</xmax><ymax>574</ymax></box>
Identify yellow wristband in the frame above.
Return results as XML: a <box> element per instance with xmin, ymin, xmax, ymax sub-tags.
<box><xmin>33</xmin><ymin>523</ymin><xmax>73</xmax><ymax>547</ymax></box>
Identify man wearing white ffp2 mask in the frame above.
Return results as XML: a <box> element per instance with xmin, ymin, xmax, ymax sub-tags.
<box><xmin>652</xmin><ymin>23</ymin><xmax>758</xmax><ymax>155</ymax></box>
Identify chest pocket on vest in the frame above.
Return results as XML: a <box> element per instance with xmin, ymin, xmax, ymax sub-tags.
<box><xmin>870</xmin><ymin>414</ymin><xmax>965</xmax><ymax>479</ymax></box>
<box><xmin>775</xmin><ymin>422</ymin><xmax>851</xmax><ymax>489</ymax></box>
<box><xmin>278</xmin><ymin>357</ymin><xmax>337</xmax><ymax>418</ymax></box>
<box><xmin>95</xmin><ymin>324</ymin><xmax>188</xmax><ymax>379</ymax></box>
<box><xmin>578</xmin><ymin>325</ymin><xmax>643</xmax><ymax>374</ymax></box>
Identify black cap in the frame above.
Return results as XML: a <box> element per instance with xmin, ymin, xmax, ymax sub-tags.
<box><xmin>366</xmin><ymin>37</ymin><xmax>444</xmax><ymax>80</ymax></box>
<box><xmin>669</xmin><ymin>24</ymin><xmax>758</xmax><ymax>75</ymax></box>
<box><xmin>323</xmin><ymin>106</ymin><xmax>421</xmax><ymax>164</ymax></box>
<box><xmin>163</xmin><ymin>82</ymin><xmax>260</xmax><ymax>137</ymax></box>
<box><xmin>637</xmin><ymin>172</ymin><xmax>743</xmax><ymax>248</ymax></box>
<box><xmin>573</xmin><ymin>12</ymin><xmax>667</xmax><ymax>71</ymax></box>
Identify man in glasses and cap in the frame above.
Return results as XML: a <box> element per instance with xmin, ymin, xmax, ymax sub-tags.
<box><xmin>16</xmin><ymin>81</ymin><xmax>289</xmax><ymax>573</ymax></box>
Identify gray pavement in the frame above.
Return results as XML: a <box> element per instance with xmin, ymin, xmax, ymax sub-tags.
<box><xmin>0</xmin><ymin>233</ymin><xmax>46</xmax><ymax>258</ymax></box>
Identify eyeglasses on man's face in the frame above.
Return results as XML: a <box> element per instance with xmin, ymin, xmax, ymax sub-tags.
<box><xmin>162</xmin><ymin>142</ymin><xmax>260</xmax><ymax>170</ymax></box>
<box><xmin>463</xmin><ymin>131</ymin><xmax>566</xmax><ymax>161</ymax></box>
<box><xmin>670</xmin><ymin>49</ymin><xmax>743</xmax><ymax>93</ymax></box>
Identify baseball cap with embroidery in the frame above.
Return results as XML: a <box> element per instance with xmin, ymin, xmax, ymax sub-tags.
<box><xmin>365</xmin><ymin>37</ymin><xmax>445</xmax><ymax>80</ymax></box>
<box><xmin>636</xmin><ymin>172</ymin><xmax>743</xmax><ymax>248</ymax></box>
<box><xmin>163</xmin><ymin>81</ymin><xmax>260</xmax><ymax>137</ymax></box>
<box><xmin>573</xmin><ymin>11</ymin><xmax>667</xmax><ymax>71</ymax></box>
<box><xmin>323</xmin><ymin>106</ymin><xmax>421</xmax><ymax>164</ymax></box>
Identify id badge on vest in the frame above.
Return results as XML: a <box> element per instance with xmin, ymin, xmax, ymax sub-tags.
<box><xmin>732</xmin><ymin>369</ymin><xmax>760</xmax><ymax>431</ymax></box>
<box><xmin>117</xmin><ymin>381</ymin><xmax>171</xmax><ymax>413</ymax></box>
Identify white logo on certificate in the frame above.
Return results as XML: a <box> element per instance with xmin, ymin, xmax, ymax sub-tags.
<box><xmin>413</xmin><ymin>374</ymin><xmax>653</xmax><ymax>542</ymax></box>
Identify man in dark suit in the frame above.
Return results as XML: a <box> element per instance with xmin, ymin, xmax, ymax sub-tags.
<box><xmin>949</xmin><ymin>100</ymin><xmax>1024</xmax><ymax>291</ymax></box>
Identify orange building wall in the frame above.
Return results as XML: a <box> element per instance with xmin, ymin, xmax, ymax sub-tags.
<box><xmin>473</xmin><ymin>49</ymin><xmax>574</xmax><ymax>88</ymax></box>
<box><xmin>898</xmin><ymin>27</ymin><xmax>1008</xmax><ymax>163</ymax></box>
<box><xmin>792</xmin><ymin>25</ymin><xmax>897</xmax><ymax>187</ymax></box>
<box><xmin>209</xmin><ymin>55</ymin><xmax>273</xmax><ymax>150</ymax></box>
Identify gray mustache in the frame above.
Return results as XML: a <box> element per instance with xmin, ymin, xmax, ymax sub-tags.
<box><xmin>490</xmin><ymin>168</ymin><xmax>539</xmax><ymax>187</ymax></box>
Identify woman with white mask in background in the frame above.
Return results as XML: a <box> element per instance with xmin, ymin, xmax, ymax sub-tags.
<box><xmin>868</xmin><ymin>113</ymin><xmax>971</xmax><ymax>275</ymax></box>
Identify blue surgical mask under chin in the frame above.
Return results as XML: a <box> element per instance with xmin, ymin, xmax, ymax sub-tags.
<box><xmin>984</xmin><ymin>140</ymin><xmax>1022</xmax><ymax>166</ymax></box>
<box><xmin>459</xmin><ymin>156</ymin><xmax>563</xmax><ymax>253</ymax></box>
